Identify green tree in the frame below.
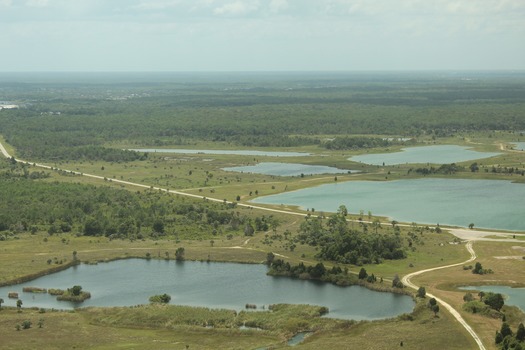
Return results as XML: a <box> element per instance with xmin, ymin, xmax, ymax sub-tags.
<box><xmin>310</xmin><ymin>263</ymin><xmax>326</xmax><ymax>278</ymax></box>
<box><xmin>22</xmin><ymin>320</ymin><xmax>32</xmax><ymax>329</ymax></box>
<box><xmin>469</xmin><ymin>223</ymin><xmax>475</xmax><ymax>229</ymax></box>
<box><xmin>266</xmin><ymin>252</ymin><xmax>275</xmax><ymax>266</ymax></box>
<box><xmin>516</xmin><ymin>323</ymin><xmax>525</xmax><ymax>342</ymax></box>
<box><xmin>0</xmin><ymin>297</ymin><xmax>3</xmax><ymax>309</ymax></box>
<box><xmin>244</xmin><ymin>222</ymin><xmax>255</xmax><ymax>236</ymax></box>
<box><xmin>478</xmin><ymin>291</ymin><xmax>486</xmax><ymax>301</ymax></box>
<box><xmin>472</xmin><ymin>262</ymin><xmax>483</xmax><ymax>274</ymax></box>
<box><xmin>153</xmin><ymin>219</ymin><xmax>164</xmax><ymax>234</ymax></box>
<box><xmin>463</xmin><ymin>292</ymin><xmax>474</xmax><ymax>302</ymax></box>
<box><xmin>392</xmin><ymin>274</ymin><xmax>403</xmax><ymax>288</ymax></box>
<box><xmin>84</xmin><ymin>217</ymin><xmax>102</xmax><ymax>236</ymax></box>
<box><xmin>149</xmin><ymin>293</ymin><xmax>171</xmax><ymax>303</ymax></box>
<box><xmin>175</xmin><ymin>247</ymin><xmax>185</xmax><ymax>261</ymax></box>
<box><xmin>70</xmin><ymin>285</ymin><xmax>82</xmax><ymax>296</ymax></box>
<box><xmin>500</xmin><ymin>322</ymin><xmax>512</xmax><ymax>338</ymax></box>
<box><xmin>431</xmin><ymin>304</ymin><xmax>440</xmax><ymax>316</ymax></box>
<box><xmin>495</xmin><ymin>331</ymin><xmax>503</xmax><ymax>345</ymax></box>
<box><xmin>358</xmin><ymin>267</ymin><xmax>368</xmax><ymax>280</ymax></box>
<box><xmin>16</xmin><ymin>299</ymin><xmax>22</xmax><ymax>311</ymax></box>
<box><xmin>428</xmin><ymin>298</ymin><xmax>437</xmax><ymax>308</ymax></box>
<box><xmin>484</xmin><ymin>292</ymin><xmax>504</xmax><ymax>311</ymax></box>
<box><xmin>417</xmin><ymin>287</ymin><xmax>426</xmax><ymax>298</ymax></box>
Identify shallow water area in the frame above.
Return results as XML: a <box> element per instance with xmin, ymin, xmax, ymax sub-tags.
<box><xmin>0</xmin><ymin>260</ymin><xmax>414</xmax><ymax>320</ymax></box>
<box><xmin>459</xmin><ymin>285</ymin><xmax>525</xmax><ymax>311</ymax></box>
<box><xmin>251</xmin><ymin>178</ymin><xmax>525</xmax><ymax>231</ymax></box>
<box><xmin>349</xmin><ymin>145</ymin><xmax>500</xmax><ymax>165</ymax></box>
<box><xmin>222</xmin><ymin>162</ymin><xmax>354</xmax><ymax>176</ymax></box>
<box><xmin>130</xmin><ymin>149</ymin><xmax>310</xmax><ymax>157</ymax></box>
<box><xmin>512</xmin><ymin>142</ymin><xmax>525</xmax><ymax>151</ymax></box>
<box><xmin>288</xmin><ymin>332</ymin><xmax>312</xmax><ymax>346</ymax></box>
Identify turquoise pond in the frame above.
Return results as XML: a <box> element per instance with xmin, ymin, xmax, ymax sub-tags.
<box><xmin>130</xmin><ymin>149</ymin><xmax>310</xmax><ymax>157</ymax></box>
<box><xmin>251</xmin><ymin>178</ymin><xmax>525</xmax><ymax>231</ymax></box>
<box><xmin>513</xmin><ymin>142</ymin><xmax>525</xmax><ymax>151</ymax></box>
<box><xmin>0</xmin><ymin>260</ymin><xmax>414</xmax><ymax>320</ymax></box>
<box><xmin>459</xmin><ymin>286</ymin><xmax>525</xmax><ymax>311</ymax></box>
<box><xmin>222</xmin><ymin>162</ymin><xmax>355</xmax><ymax>176</ymax></box>
<box><xmin>349</xmin><ymin>145</ymin><xmax>501</xmax><ymax>166</ymax></box>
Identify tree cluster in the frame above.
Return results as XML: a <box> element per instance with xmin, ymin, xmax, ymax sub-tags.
<box><xmin>296</xmin><ymin>212</ymin><xmax>406</xmax><ymax>265</ymax></box>
<box><xmin>413</xmin><ymin>163</ymin><xmax>463</xmax><ymax>175</ymax></box>
<box><xmin>0</xmin><ymin>163</ymin><xmax>270</xmax><ymax>240</ymax></box>
<box><xmin>323</xmin><ymin>136</ymin><xmax>399</xmax><ymax>150</ymax></box>
<box><xmin>268</xmin><ymin>259</ymin><xmax>357</xmax><ymax>286</ymax></box>
<box><xmin>496</xmin><ymin>322</ymin><xmax>525</xmax><ymax>350</ymax></box>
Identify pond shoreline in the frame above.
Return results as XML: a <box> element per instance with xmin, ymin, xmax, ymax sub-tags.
<box><xmin>0</xmin><ymin>257</ymin><xmax>415</xmax><ymax>320</ymax></box>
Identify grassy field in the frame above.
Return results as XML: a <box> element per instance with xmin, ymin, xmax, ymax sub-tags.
<box><xmin>411</xmin><ymin>240</ymin><xmax>525</xmax><ymax>350</ymax></box>
<box><xmin>0</xmin><ymin>298</ymin><xmax>477</xmax><ymax>349</ymax></box>
<box><xmin>1</xmin><ymin>132</ymin><xmax>525</xmax><ymax>349</ymax></box>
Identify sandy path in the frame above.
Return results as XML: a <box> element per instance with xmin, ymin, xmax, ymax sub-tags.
<box><xmin>402</xmin><ymin>241</ymin><xmax>486</xmax><ymax>350</ymax></box>
<box><xmin>449</xmin><ymin>228</ymin><xmax>524</xmax><ymax>241</ymax></box>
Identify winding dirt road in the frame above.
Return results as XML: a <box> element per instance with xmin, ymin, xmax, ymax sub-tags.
<box><xmin>402</xmin><ymin>241</ymin><xmax>486</xmax><ymax>350</ymax></box>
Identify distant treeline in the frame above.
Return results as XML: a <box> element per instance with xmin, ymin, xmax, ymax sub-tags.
<box><xmin>1</xmin><ymin>74</ymin><xmax>524</xmax><ymax>160</ymax></box>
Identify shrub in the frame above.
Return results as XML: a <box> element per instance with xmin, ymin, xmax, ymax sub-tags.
<box><xmin>149</xmin><ymin>294</ymin><xmax>171</xmax><ymax>304</ymax></box>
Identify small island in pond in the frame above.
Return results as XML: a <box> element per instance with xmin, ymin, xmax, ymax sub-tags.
<box><xmin>55</xmin><ymin>285</ymin><xmax>91</xmax><ymax>302</ymax></box>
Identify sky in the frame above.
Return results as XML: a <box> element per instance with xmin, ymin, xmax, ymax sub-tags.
<box><xmin>0</xmin><ymin>0</ymin><xmax>524</xmax><ymax>72</ymax></box>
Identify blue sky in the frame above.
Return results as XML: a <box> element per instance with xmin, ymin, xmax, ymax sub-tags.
<box><xmin>1</xmin><ymin>0</ymin><xmax>524</xmax><ymax>71</ymax></box>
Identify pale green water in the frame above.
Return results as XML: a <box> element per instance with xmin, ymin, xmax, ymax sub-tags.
<box><xmin>130</xmin><ymin>149</ymin><xmax>310</xmax><ymax>157</ymax></box>
<box><xmin>349</xmin><ymin>145</ymin><xmax>500</xmax><ymax>165</ymax></box>
<box><xmin>513</xmin><ymin>142</ymin><xmax>525</xmax><ymax>151</ymax></box>
<box><xmin>251</xmin><ymin>178</ymin><xmax>525</xmax><ymax>231</ymax></box>
<box><xmin>459</xmin><ymin>286</ymin><xmax>525</xmax><ymax>311</ymax></box>
<box><xmin>0</xmin><ymin>260</ymin><xmax>414</xmax><ymax>320</ymax></box>
<box><xmin>223</xmin><ymin>162</ymin><xmax>354</xmax><ymax>176</ymax></box>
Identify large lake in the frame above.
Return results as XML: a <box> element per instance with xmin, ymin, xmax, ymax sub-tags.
<box><xmin>223</xmin><ymin>162</ymin><xmax>354</xmax><ymax>176</ymax></box>
<box><xmin>130</xmin><ymin>149</ymin><xmax>310</xmax><ymax>157</ymax></box>
<box><xmin>0</xmin><ymin>260</ymin><xmax>414</xmax><ymax>320</ymax></box>
<box><xmin>251</xmin><ymin>178</ymin><xmax>525</xmax><ymax>231</ymax></box>
<box><xmin>349</xmin><ymin>145</ymin><xmax>501</xmax><ymax>165</ymax></box>
<box><xmin>459</xmin><ymin>285</ymin><xmax>525</xmax><ymax>311</ymax></box>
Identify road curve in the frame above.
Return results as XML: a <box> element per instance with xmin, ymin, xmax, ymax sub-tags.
<box><xmin>401</xmin><ymin>241</ymin><xmax>486</xmax><ymax>350</ymax></box>
<box><xmin>0</xmin><ymin>138</ymin><xmax>487</xmax><ymax>349</ymax></box>
<box><xmin>0</xmin><ymin>139</ymin><xmax>11</xmax><ymax>158</ymax></box>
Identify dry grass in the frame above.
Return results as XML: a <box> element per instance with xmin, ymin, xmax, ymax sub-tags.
<box><xmin>411</xmin><ymin>240</ymin><xmax>525</xmax><ymax>350</ymax></box>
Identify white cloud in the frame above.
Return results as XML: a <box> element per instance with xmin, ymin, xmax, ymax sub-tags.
<box><xmin>214</xmin><ymin>1</ymin><xmax>259</xmax><ymax>16</ymax></box>
<box><xmin>1</xmin><ymin>0</ymin><xmax>524</xmax><ymax>71</ymax></box>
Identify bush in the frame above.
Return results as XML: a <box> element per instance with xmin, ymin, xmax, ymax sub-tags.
<box><xmin>149</xmin><ymin>294</ymin><xmax>171</xmax><ymax>304</ymax></box>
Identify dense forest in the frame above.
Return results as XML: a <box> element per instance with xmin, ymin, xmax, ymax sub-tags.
<box><xmin>0</xmin><ymin>161</ymin><xmax>268</xmax><ymax>240</ymax></box>
<box><xmin>297</xmin><ymin>210</ymin><xmax>406</xmax><ymax>265</ymax></box>
<box><xmin>1</xmin><ymin>72</ymin><xmax>524</xmax><ymax>161</ymax></box>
